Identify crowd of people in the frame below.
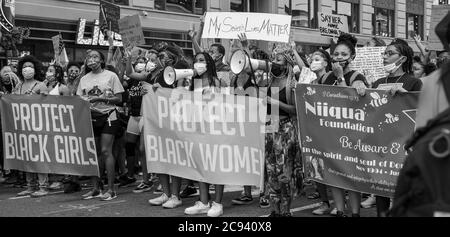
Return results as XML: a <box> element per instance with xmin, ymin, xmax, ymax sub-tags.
<box><xmin>0</xmin><ymin>14</ymin><xmax>447</xmax><ymax>217</ymax></box>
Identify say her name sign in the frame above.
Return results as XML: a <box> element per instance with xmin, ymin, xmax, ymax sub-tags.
<box><xmin>202</xmin><ymin>12</ymin><xmax>292</xmax><ymax>43</ymax></box>
<box><xmin>318</xmin><ymin>12</ymin><xmax>348</xmax><ymax>38</ymax></box>
<box><xmin>295</xmin><ymin>84</ymin><xmax>418</xmax><ymax>197</ymax></box>
<box><xmin>142</xmin><ymin>88</ymin><xmax>266</xmax><ymax>186</ymax></box>
<box><xmin>1</xmin><ymin>95</ymin><xmax>99</xmax><ymax>177</ymax></box>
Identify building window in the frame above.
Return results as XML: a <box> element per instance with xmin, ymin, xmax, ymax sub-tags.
<box><xmin>406</xmin><ymin>14</ymin><xmax>424</xmax><ymax>39</ymax></box>
<box><xmin>278</xmin><ymin>0</ymin><xmax>318</xmax><ymax>28</ymax></box>
<box><xmin>154</xmin><ymin>0</ymin><xmax>206</xmax><ymax>15</ymax></box>
<box><xmin>373</xmin><ymin>8</ymin><xmax>395</xmax><ymax>37</ymax></box>
<box><xmin>438</xmin><ymin>0</ymin><xmax>449</xmax><ymax>4</ymax></box>
<box><xmin>331</xmin><ymin>0</ymin><xmax>360</xmax><ymax>33</ymax></box>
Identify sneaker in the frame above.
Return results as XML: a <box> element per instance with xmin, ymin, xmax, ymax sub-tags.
<box><xmin>30</xmin><ymin>188</ymin><xmax>49</xmax><ymax>198</ymax></box>
<box><xmin>207</xmin><ymin>201</ymin><xmax>223</xmax><ymax>217</ymax></box>
<box><xmin>133</xmin><ymin>182</ymin><xmax>153</xmax><ymax>193</ymax></box>
<box><xmin>307</xmin><ymin>192</ymin><xmax>320</xmax><ymax>200</ymax></box>
<box><xmin>259</xmin><ymin>196</ymin><xmax>270</xmax><ymax>209</ymax></box>
<box><xmin>13</xmin><ymin>179</ymin><xmax>27</xmax><ymax>188</ymax></box>
<box><xmin>149</xmin><ymin>193</ymin><xmax>169</xmax><ymax>206</ymax></box>
<box><xmin>184</xmin><ymin>201</ymin><xmax>210</xmax><ymax>215</ymax></box>
<box><xmin>312</xmin><ymin>202</ymin><xmax>331</xmax><ymax>215</ymax></box>
<box><xmin>82</xmin><ymin>189</ymin><xmax>103</xmax><ymax>200</ymax></box>
<box><xmin>49</xmin><ymin>182</ymin><xmax>63</xmax><ymax>190</ymax></box>
<box><xmin>64</xmin><ymin>182</ymin><xmax>82</xmax><ymax>194</ymax></box>
<box><xmin>118</xmin><ymin>176</ymin><xmax>136</xmax><ymax>187</ymax></box>
<box><xmin>179</xmin><ymin>185</ymin><xmax>198</xmax><ymax>198</ymax></box>
<box><xmin>336</xmin><ymin>211</ymin><xmax>347</xmax><ymax>217</ymax></box>
<box><xmin>162</xmin><ymin>195</ymin><xmax>182</xmax><ymax>209</ymax></box>
<box><xmin>330</xmin><ymin>207</ymin><xmax>338</xmax><ymax>216</ymax></box>
<box><xmin>268</xmin><ymin>211</ymin><xmax>281</xmax><ymax>217</ymax></box>
<box><xmin>101</xmin><ymin>191</ymin><xmax>117</xmax><ymax>201</ymax></box>
<box><xmin>232</xmin><ymin>195</ymin><xmax>254</xmax><ymax>205</ymax></box>
<box><xmin>153</xmin><ymin>184</ymin><xmax>163</xmax><ymax>194</ymax></box>
<box><xmin>361</xmin><ymin>194</ymin><xmax>376</xmax><ymax>208</ymax></box>
<box><xmin>17</xmin><ymin>188</ymin><xmax>37</xmax><ymax>196</ymax></box>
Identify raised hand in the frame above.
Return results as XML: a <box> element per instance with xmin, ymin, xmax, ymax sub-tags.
<box><xmin>238</xmin><ymin>33</ymin><xmax>249</xmax><ymax>48</ymax></box>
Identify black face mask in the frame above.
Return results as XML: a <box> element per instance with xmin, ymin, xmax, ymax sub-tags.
<box><xmin>271</xmin><ymin>63</ymin><xmax>286</xmax><ymax>77</ymax></box>
<box><xmin>332</xmin><ymin>59</ymin><xmax>351</xmax><ymax>69</ymax></box>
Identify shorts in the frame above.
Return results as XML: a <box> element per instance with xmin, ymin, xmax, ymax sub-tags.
<box><xmin>93</xmin><ymin>119</ymin><xmax>122</xmax><ymax>137</ymax></box>
<box><xmin>126</xmin><ymin>116</ymin><xmax>142</xmax><ymax>135</ymax></box>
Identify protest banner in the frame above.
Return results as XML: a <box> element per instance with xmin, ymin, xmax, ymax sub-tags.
<box><xmin>142</xmin><ymin>88</ymin><xmax>266</xmax><ymax>186</ymax></box>
<box><xmin>99</xmin><ymin>0</ymin><xmax>120</xmax><ymax>33</ymax></box>
<box><xmin>350</xmin><ymin>47</ymin><xmax>387</xmax><ymax>85</ymax></box>
<box><xmin>202</xmin><ymin>12</ymin><xmax>292</xmax><ymax>43</ymax></box>
<box><xmin>1</xmin><ymin>95</ymin><xmax>99</xmax><ymax>177</ymax></box>
<box><xmin>295</xmin><ymin>84</ymin><xmax>419</xmax><ymax>197</ymax></box>
<box><xmin>118</xmin><ymin>14</ymin><xmax>145</xmax><ymax>49</ymax></box>
<box><xmin>318</xmin><ymin>12</ymin><xmax>348</xmax><ymax>38</ymax></box>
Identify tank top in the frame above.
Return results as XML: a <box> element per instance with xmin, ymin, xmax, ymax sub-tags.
<box><xmin>49</xmin><ymin>83</ymin><xmax>60</xmax><ymax>95</ymax></box>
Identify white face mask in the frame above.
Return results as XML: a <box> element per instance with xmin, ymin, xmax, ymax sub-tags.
<box><xmin>384</xmin><ymin>56</ymin><xmax>405</xmax><ymax>74</ymax></box>
<box><xmin>194</xmin><ymin>63</ymin><xmax>207</xmax><ymax>76</ymax></box>
<box><xmin>46</xmin><ymin>72</ymin><xmax>55</xmax><ymax>79</ymax></box>
<box><xmin>310</xmin><ymin>61</ymin><xmax>325</xmax><ymax>72</ymax></box>
<box><xmin>146</xmin><ymin>62</ymin><xmax>157</xmax><ymax>72</ymax></box>
<box><xmin>22</xmin><ymin>67</ymin><xmax>35</xmax><ymax>80</ymax></box>
<box><xmin>135</xmin><ymin>63</ymin><xmax>146</xmax><ymax>72</ymax></box>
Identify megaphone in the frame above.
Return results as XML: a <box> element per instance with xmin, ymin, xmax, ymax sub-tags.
<box><xmin>230</xmin><ymin>50</ymin><xmax>270</xmax><ymax>74</ymax></box>
<box><xmin>163</xmin><ymin>66</ymin><xmax>194</xmax><ymax>85</ymax></box>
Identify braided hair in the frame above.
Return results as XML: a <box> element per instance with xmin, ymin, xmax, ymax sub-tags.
<box><xmin>389</xmin><ymin>38</ymin><xmax>414</xmax><ymax>74</ymax></box>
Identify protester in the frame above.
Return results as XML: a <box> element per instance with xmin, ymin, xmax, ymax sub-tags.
<box><xmin>66</xmin><ymin>62</ymin><xmax>82</xmax><ymax>96</ymax></box>
<box><xmin>76</xmin><ymin>50</ymin><xmax>125</xmax><ymax>201</ymax></box>
<box><xmin>183</xmin><ymin>52</ymin><xmax>225</xmax><ymax>217</ymax></box>
<box><xmin>43</xmin><ymin>64</ymin><xmax>70</xmax><ymax>95</ymax></box>
<box><xmin>14</xmin><ymin>55</ymin><xmax>49</xmax><ymax>197</ymax></box>
<box><xmin>325</xmin><ymin>33</ymin><xmax>368</xmax><ymax>217</ymax></box>
<box><xmin>0</xmin><ymin>65</ymin><xmax>19</xmax><ymax>94</ymax></box>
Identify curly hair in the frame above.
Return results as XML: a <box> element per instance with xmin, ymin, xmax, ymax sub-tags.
<box><xmin>46</xmin><ymin>64</ymin><xmax>64</xmax><ymax>85</ymax></box>
<box><xmin>190</xmin><ymin>52</ymin><xmax>218</xmax><ymax>90</ymax></box>
<box><xmin>336</xmin><ymin>33</ymin><xmax>358</xmax><ymax>57</ymax></box>
<box><xmin>17</xmin><ymin>55</ymin><xmax>44</xmax><ymax>82</ymax></box>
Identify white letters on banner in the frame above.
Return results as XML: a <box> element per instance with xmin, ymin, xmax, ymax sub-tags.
<box><xmin>318</xmin><ymin>12</ymin><xmax>348</xmax><ymax>38</ymax></box>
<box><xmin>202</xmin><ymin>12</ymin><xmax>292</xmax><ymax>43</ymax></box>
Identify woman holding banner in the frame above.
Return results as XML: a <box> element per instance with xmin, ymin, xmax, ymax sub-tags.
<box><xmin>14</xmin><ymin>55</ymin><xmax>50</xmax><ymax>197</ymax></box>
<box><xmin>326</xmin><ymin>33</ymin><xmax>368</xmax><ymax>217</ymax></box>
<box><xmin>262</xmin><ymin>49</ymin><xmax>301</xmax><ymax>217</ymax></box>
<box><xmin>43</xmin><ymin>64</ymin><xmax>70</xmax><ymax>96</ymax></box>
<box><xmin>183</xmin><ymin>52</ymin><xmax>226</xmax><ymax>217</ymax></box>
<box><xmin>358</xmin><ymin>38</ymin><xmax>422</xmax><ymax>217</ymax></box>
<box><xmin>76</xmin><ymin>50</ymin><xmax>125</xmax><ymax>201</ymax></box>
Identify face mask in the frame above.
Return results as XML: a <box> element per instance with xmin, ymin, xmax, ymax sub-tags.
<box><xmin>333</xmin><ymin>58</ymin><xmax>351</xmax><ymax>69</ymax></box>
<box><xmin>22</xmin><ymin>67</ymin><xmax>35</xmax><ymax>80</ymax></box>
<box><xmin>46</xmin><ymin>72</ymin><xmax>55</xmax><ymax>80</ymax></box>
<box><xmin>384</xmin><ymin>56</ymin><xmax>405</xmax><ymax>73</ymax></box>
<box><xmin>135</xmin><ymin>63</ymin><xmax>146</xmax><ymax>72</ymax></box>
<box><xmin>271</xmin><ymin>63</ymin><xmax>286</xmax><ymax>77</ymax></box>
<box><xmin>68</xmin><ymin>72</ymin><xmax>78</xmax><ymax>80</ymax></box>
<box><xmin>310</xmin><ymin>61</ymin><xmax>325</xmax><ymax>72</ymax></box>
<box><xmin>194</xmin><ymin>63</ymin><xmax>207</xmax><ymax>76</ymax></box>
<box><xmin>146</xmin><ymin>62</ymin><xmax>157</xmax><ymax>72</ymax></box>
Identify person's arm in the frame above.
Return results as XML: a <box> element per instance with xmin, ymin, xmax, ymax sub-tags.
<box><xmin>290</xmin><ymin>41</ymin><xmax>305</xmax><ymax>69</ymax></box>
<box><xmin>238</xmin><ymin>33</ymin><xmax>251</xmax><ymax>56</ymax></box>
<box><xmin>266</xmin><ymin>97</ymin><xmax>296</xmax><ymax>115</ymax></box>
<box><xmin>413</xmin><ymin>34</ymin><xmax>430</xmax><ymax>64</ymax></box>
<box><xmin>106</xmin><ymin>31</ymin><xmax>115</xmax><ymax>65</ymax></box>
<box><xmin>90</xmin><ymin>93</ymin><xmax>122</xmax><ymax>105</ymax></box>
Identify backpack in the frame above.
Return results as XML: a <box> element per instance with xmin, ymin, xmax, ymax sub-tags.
<box><xmin>390</xmin><ymin>77</ymin><xmax>450</xmax><ymax>217</ymax></box>
<box><xmin>319</xmin><ymin>70</ymin><xmax>362</xmax><ymax>86</ymax></box>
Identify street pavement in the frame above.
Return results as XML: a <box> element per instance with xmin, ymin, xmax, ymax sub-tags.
<box><xmin>0</xmin><ymin>179</ymin><xmax>377</xmax><ymax>217</ymax></box>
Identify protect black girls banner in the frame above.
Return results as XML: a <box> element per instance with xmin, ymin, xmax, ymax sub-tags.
<box><xmin>1</xmin><ymin>95</ymin><xmax>99</xmax><ymax>176</ymax></box>
<box><xmin>295</xmin><ymin>84</ymin><xmax>419</xmax><ymax>197</ymax></box>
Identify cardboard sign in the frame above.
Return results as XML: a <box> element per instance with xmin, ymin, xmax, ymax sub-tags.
<box><xmin>428</xmin><ymin>5</ymin><xmax>450</xmax><ymax>51</ymax></box>
<box><xmin>295</xmin><ymin>84</ymin><xmax>419</xmax><ymax>198</ymax></box>
<box><xmin>1</xmin><ymin>95</ymin><xmax>99</xmax><ymax>177</ymax></box>
<box><xmin>142</xmin><ymin>88</ymin><xmax>266</xmax><ymax>186</ymax></box>
<box><xmin>119</xmin><ymin>14</ymin><xmax>145</xmax><ymax>49</ymax></box>
<box><xmin>99</xmin><ymin>0</ymin><xmax>120</xmax><ymax>33</ymax></box>
<box><xmin>202</xmin><ymin>12</ymin><xmax>292</xmax><ymax>43</ymax></box>
<box><xmin>318</xmin><ymin>12</ymin><xmax>349</xmax><ymax>38</ymax></box>
<box><xmin>350</xmin><ymin>47</ymin><xmax>388</xmax><ymax>84</ymax></box>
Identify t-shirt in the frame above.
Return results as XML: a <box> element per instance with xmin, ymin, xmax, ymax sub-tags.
<box><xmin>415</xmin><ymin>69</ymin><xmax>447</xmax><ymax>129</ymax></box>
<box><xmin>319</xmin><ymin>70</ymin><xmax>368</xmax><ymax>86</ymax></box>
<box><xmin>76</xmin><ymin>70</ymin><xmax>124</xmax><ymax>113</ymax></box>
<box><xmin>372</xmin><ymin>73</ymin><xmax>422</xmax><ymax>92</ymax></box>
<box><xmin>127</xmin><ymin>79</ymin><xmax>146</xmax><ymax>116</ymax></box>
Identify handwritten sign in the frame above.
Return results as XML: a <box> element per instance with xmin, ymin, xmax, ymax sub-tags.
<box><xmin>202</xmin><ymin>12</ymin><xmax>292</xmax><ymax>43</ymax></box>
<box><xmin>350</xmin><ymin>47</ymin><xmax>388</xmax><ymax>85</ymax></box>
<box><xmin>119</xmin><ymin>14</ymin><xmax>145</xmax><ymax>49</ymax></box>
<box><xmin>295</xmin><ymin>84</ymin><xmax>419</xmax><ymax>197</ymax></box>
<box><xmin>318</xmin><ymin>12</ymin><xmax>348</xmax><ymax>38</ymax></box>
<box><xmin>99</xmin><ymin>0</ymin><xmax>120</xmax><ymax>33</ymax></box>
<box><xmin>1</xmin><ymin>95</ymin><xmax>99</xmax><ymax>177</ymax></box>
<box><xmin>142</xmin><ymin>88</ymin><xmax>266</xmax><ymax>186</ymax></box>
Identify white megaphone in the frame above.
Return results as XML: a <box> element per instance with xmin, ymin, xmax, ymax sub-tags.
<box><xmin>163</xmin><ymin>66</ymin><xmax>194</xmax><ymax>85</ymax></box>
<box><xmin>230</xmin><ymin>50</ymin><xmax>271</xmax><ymax>74</ymax></box>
